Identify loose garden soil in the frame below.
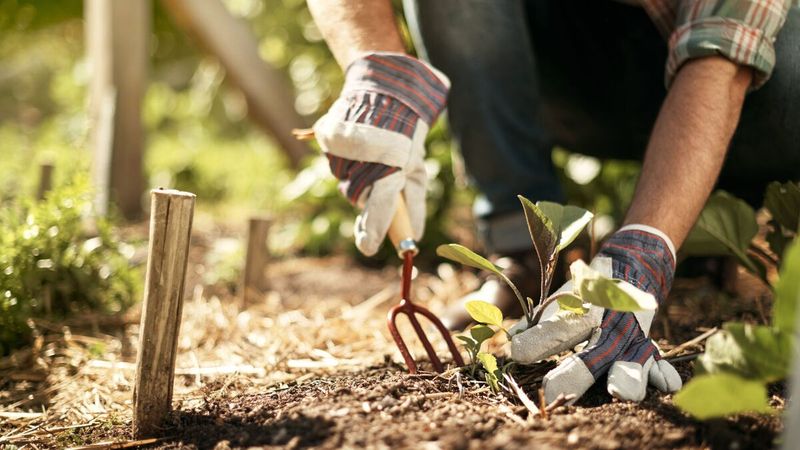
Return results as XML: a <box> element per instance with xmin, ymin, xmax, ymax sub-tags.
<box><xmin>0</xmin><ymin>219</ymin><xmax>786</xmax><ymax>449</ymax></box>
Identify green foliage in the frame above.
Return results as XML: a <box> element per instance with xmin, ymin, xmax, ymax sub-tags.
<box><xmin>764</xmin><ymin>181</ymin><xmax>800</xmax><ymax>233</ymax></box>
<box><xmin>535</xmin><ymin>201</ymin><xmax>594</xmax><ymax>251</ymax></box>
<box><xmin>436</xmin><ymin>245</ymin><xmax>502</xmax><ymax>275</ymax></box>
<box><xmin>571</xmin><ymin>260</ymin><xmax>657</xmax><ymax>312</ymax></box>
<box><xmin>465</xmin><ymin>300</ymin><xmax>504</xmax><ymax>328</ymax></box>
<box><xmin>439</xmin><ymin>199</ymin><xmax>663</xmax><ymax>332</ymax></box>
<box><xmin>458</xmin><ymin>301</ymin><xmax>506</xmax><ymax>363</ymax></box>
<box><xmin>518</xmin><ymin>196</ymin><xmax>559</xmax><ymax>321</ymax></box>
<box><xmin>773</xmin><ymin>240</ymin><xmax>800</xmax><ymax>333</ymax></box>
<box><xmin>682</xmin><ymin>191</ymin><xmax>762</xmax><ymax>278</ymax></box>
<box><xmin>676</xmin><ymin>240</ymin><xmax>800</xmax><ymax>420</ymax></box>
<box><xmin>764</xmin><ymin>181</ymin><xmax>800</xmax><ymax>258</ymax></box>
<box><xmin>456</xmin><ymin>302</ymin><xmax>505</xmax><ymax>391</ymax></box>
<box><xmin>0</xmin><ymin>178</ymin><xmax>139</xmax><ymax>355</ymax></box>
<box><xmin>673</xmin><ymin>373</ymin><xmax>772</xmax><ymax>420</ymax></box>
<box><xmin>477</xmin><ymin>352</ymin><xmax>501</xmax><ymax>392</ymax></box>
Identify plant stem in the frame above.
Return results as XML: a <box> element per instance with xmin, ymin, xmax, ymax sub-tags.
<box><xmin>531</xmin><ymin>294</ymin><xmax>559</xmax><ymax>326</ymax></box>
<box><xmin>498</xmin><ymin>272</ymin><xmax>533</xmax><ymax>325</ymax></box>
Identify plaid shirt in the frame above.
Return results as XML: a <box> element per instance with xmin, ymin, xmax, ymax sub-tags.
<box><xmin>638</xmin><ymin>0</ymin><xmax>794</xmax><ymax>89</ymax></box>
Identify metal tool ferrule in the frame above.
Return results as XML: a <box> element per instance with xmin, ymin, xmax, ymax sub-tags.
<box><xmin>397</xmin><ymin>238</ymin><xmax>419</xmax><ymax>257</ymax></box>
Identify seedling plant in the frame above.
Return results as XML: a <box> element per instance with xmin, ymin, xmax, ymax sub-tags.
<box><xmin>437</xmin><ymin>196</ymin><xmax>657</xmax><ymax>390</ymax></box>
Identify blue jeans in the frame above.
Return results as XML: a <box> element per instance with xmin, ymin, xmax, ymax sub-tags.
<box><xmin>404</xmin><ymin>0</ymin><xmax>800</xmax><ymax>253</ymax></box>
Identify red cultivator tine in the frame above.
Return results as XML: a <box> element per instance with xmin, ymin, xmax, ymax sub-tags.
<box><xmin>386</xmin><ymin>244</ymin><xmax>465</xmax><ymax>374</ymax></box>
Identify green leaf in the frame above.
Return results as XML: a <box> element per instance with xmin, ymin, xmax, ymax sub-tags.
<box><xmin>724</xmin><ymin>323</ymin><xmax>792</xmax><ymax>382</ymax></box>
<box><xmin>674</xmin><ymin>373</ymin><xmax>772</xmax><ymax>420</ymax></box>
<box><xmin>764</xmin><ymin>181</ymin><xmax>800</xmax><ymax>232</ymax></box>
<box><xmin>436</xmin><ymin>244</ymin><xmax>502</xmax><ymax>275</ymax></box>
<box><xmin>477</xmin><ymin>352</ymin><xmax>501</xmax><ymax>392</ymax></box>
<box><xmin>696</xmin><ymin>324</ymin><xmax>791</xmax><ymax>382</ymax></box>
<box><xmin>570</xmin><ymin>260</ymin><xmax>657</xmax><ymax>312</ymax></box>
<box><xmin>456</xmin><ymin>335</ymin><xmax>477</xmax><ymax>347</ymax></box>
<box><xmin>470</xmin><ymin>324</ymin><xmax>496</xmax><ymax>345</ymax></box>
<box><xmin>682</xmin><ymin>191</ymin><xmax>760</xmax><ymax>275</ymax></box>
<box><xmin>536</xmin><ymin>201</ymin><xmax>594</xmax><ymax>251</ymax></box>
<box><xmin>695</xmin><ymin>329</ymin><xmax>751</xmax><ymax>378</ymax></box>
<box><xmin>766</xmin><ymin>220</ymin><xmax>792</xmax><ymax>259</ymax></box>
<box><xmin>518</xmin><ymin>196</ymin><xmax>558</xmax><ymax>303</ymax></box>
<box><xmin>773</xmin><ymin>240</ymin><xmax>800</xmax><ymax>334</ymax></box>
<box><xmin>553</xmin><ymin>292</ymin><xmax>588</xmax><ymax>315</ymax></box>
<box><xmin>477</xmin><ymin>351</ymin><xmax>499</xmax><ymax>374</ymax></box>
<box><xmin>465</xmin><ymin>300</ymin><xmax>504</xmax><ymax>327</ymax></box>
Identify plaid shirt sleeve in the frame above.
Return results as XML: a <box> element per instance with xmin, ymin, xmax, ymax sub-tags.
<box><xmin>640</xmin><ymin>0</ymin><xmax>793</xmax><ymax>89</ymax></box>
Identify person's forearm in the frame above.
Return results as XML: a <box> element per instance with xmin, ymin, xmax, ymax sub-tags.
<box><xmin>307</xmin><ymin>0</ymin><xmax>406</xmax><ymax>69</ymax></box>
<box><xmin>624</xmin><ymin>57</ymin><xmax>753</xmax><ymax>249</ymax></box>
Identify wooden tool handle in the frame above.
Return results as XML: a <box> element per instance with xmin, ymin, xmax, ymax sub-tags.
<box><xmin>388</xmin><ymin>195</ymin><xmax>415</xmax><ymax>251</ymax></box>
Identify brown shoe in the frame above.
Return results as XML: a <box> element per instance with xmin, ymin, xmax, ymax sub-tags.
<box><xmin>441</xmin><ymin>251</ymin><xmax>543</xmax><ymax>331</ymax></box>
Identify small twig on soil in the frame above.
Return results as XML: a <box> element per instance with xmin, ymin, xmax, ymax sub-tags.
<box><xmin>424</xmin><ymin>392</ymin><xmax>455</xmax><ymax>400</ymax></box>
<box><xmin>0</xmin><ymin>421</ymin><xmax>96</xmax><ymax>444</ymax></box>
<box><xmin>65</xmin><ymin>437</ymin><xmax>164</xmax><ymax>450</ymax></box>
<box><xmin>665</xmin><ymin>352</ymin><xmax>702</xmax><ymax>364</ymax></box>
<box><xmin>538</xmin><ymin>388</ymin><xmax>549</xmax><ymax>420</ymax></box>
<box><xmin>545</xmin><ymin>393</ymin><xmax>576</xmax><ymax>412</ymax></box>
<box><xmin>503</xmin><ymin>374</ymin><xmax>540</xmax><ymax>418</ymax></box>
<box><xmin>748</xmin><ymin>243</ymin><xmax>779</xmax><ymax>268</ymax></box>
<box><xmin>662</xmin><ymin>327</ymin><xmax>718</xmax><ymax>358</ymax></box>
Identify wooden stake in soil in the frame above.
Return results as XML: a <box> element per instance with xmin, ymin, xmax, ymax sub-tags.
<box><xmin>242</xmin><ymin>216</ymin><xmax>271</xmax><ymax>304</ymax></box>
<box><xmin>133</xmin><ymin>189</ymin><xmax>195</xmax><ymax>438</ymax></box>
<box><xmin>37</xmin><ymin>162</ymin><xmax>54</xmax><ymax>200</ymax></box>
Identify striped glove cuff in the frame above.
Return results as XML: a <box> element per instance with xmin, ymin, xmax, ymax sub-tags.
<box><xmin>343</xmin><ymin>53</ymin><xmax>450</xmax><ymax>128</ymax></box>
<box><xmin>597</xmin><ymin>225</ymin><xmax>676</xmax><ymax>305</ymax></box>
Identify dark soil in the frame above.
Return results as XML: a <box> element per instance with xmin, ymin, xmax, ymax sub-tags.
<box><xmin>133</xmin><ymin>361</ymin><xmax>781</xmax><ymax>450</ymax></box>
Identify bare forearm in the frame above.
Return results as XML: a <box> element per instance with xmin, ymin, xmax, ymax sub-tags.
<box><xmin>307</xmin><ymin>0</ymin><xmax>406</xmax><ymax>68</ymax></box>
<box><xmin>625</xmin><ymin>57</ymin><xmax>753</xmax><ymax>248</ymax></box>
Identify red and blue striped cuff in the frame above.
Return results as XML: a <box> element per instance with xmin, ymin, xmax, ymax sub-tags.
<box><xmin>343</xmin><ymin>53</ymin><xmax>448</xmax><ymax>126</ymax></box>
<box><xmin>326</xmin><ymin>154</ymin><xmax>399</xmax><ymax>205</ymax></box>
<box><xmin>597</xmin><ymin>228</ymin><xmax>676</xmax><ymax>305</ymax></box>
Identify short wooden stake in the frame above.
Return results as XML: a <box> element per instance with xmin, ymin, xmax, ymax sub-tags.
<box><xmin>37</xmin><ymin>163</ymin><xmax>54</xmax><ymax>200</ymax></box>
<box><xmin>242</xmin><ymin>216</ymin><xmax>271</xmax><ymax>304</ymax></box>
<box><xmin>133</xmin><ymin>189</ymin><xmax>195</xmax><ymax>438</ymax></box>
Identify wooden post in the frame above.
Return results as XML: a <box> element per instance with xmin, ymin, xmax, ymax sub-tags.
<box><xmin>133</xmin><ymin>189</ymin><xmax>196</xmax><ymax>437</ymax></box>
<box><xmin>37</xmin><ymin>163</ymin><xmax>54</xmax><ymax>200</ymax></box>
<box><xmin>242</xmin><ymin>216</ymin><xmax>271</xmax><ymax>304</ymax></box>
<box><xmin>85</xmin><ymin>0</ymin><xmax>149</xmax><ymax>219</ymax></box>
<box><xmin>160</xmin><ymin>0</ymin><xmax>311</xmax><ymax>168</ymax></box>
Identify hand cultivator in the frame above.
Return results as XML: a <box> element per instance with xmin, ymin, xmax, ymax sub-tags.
<box><xmin>385</xmin><ymin>196</ymin><xmax>464</xmax><ymax>374</ymax></box>
<box><xmin>293</xmin><ymin>128</ymin><xmax>464</xmax><ymax>374</ymax></box>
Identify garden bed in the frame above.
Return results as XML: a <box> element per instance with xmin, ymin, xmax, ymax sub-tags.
<box><xmin>0</xmin><ymin>223</ymin><xmax>784</xmax><ymax>449</ymax></box>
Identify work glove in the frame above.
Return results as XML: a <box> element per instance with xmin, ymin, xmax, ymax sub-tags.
<box><xmin>510</xmin><ymin>225</ymin><xmax>683</xmax><ymax>404</ymax></box>
<box><xmin>312</xmin><ymin>52</ymin><xmax>449</xmax><ymax>256</ymax></box>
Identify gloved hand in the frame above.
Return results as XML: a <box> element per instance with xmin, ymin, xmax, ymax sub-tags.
<box><xmin>312</xmin><ymin>52</ymin><xmax>449</xmax><ymax>256</ymax></box>
<box><xmin>510</xmin><ymin>225</ymin><xmax>683</xmax><ymax>404</ymax></box>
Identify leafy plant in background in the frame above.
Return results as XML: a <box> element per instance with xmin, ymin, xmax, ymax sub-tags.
<box><xmin>674</xmin><ymin>183</ymin><xmax>799</xmax><ymax>419</ymax></box>
<box><xmin>0</xmin><ymin>178</ymin><xmax>139</xmax><ymax>356</ymax></box>
<box><xmin>682</xmin><ymin>184</ymin><xmax>800</xmax><ymax>285</ymax></box>
<box><xmin>763</xmin><ymin>181</ymin><xmax>800</xmax><ymax>260</ymax></box>
<box><xmin>674</xmin><ymin>239</ymin><xmax>799</xmax><ymax>419</ymax></box>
